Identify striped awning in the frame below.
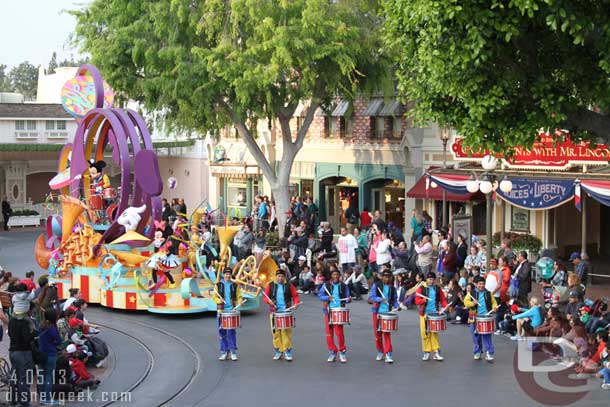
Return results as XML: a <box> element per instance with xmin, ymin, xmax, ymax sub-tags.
<box><xmin>378</xmin><ymin>100</ymin><xmax>401</xmax><ymax>116</ymax></box>
<box><xmin>362</xmin><ymin>99</ymin><xmax>384</xmax><ymax>116</ymax></box>
<box><xmin>331</xmin><ymin>100</ymin><xmax>351</xmax><ymax>117</ymax></box>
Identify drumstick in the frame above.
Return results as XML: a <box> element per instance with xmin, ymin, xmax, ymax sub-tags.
<box><xmin>233</xmin><ymin>300</ymin><xmax>247</xmax><ymax>310</ymax></box>
<box><xmin>324</xmin><ymin>285</ymin><xmax>333</xmax><ymax>298</ymax></box>
<box><xmin>261</xmin><ymin>290</ymin><xmax>275</xmax><ymax>306</ymax></box>
<box><xmin>416</xmin><ymin>292</ymin><xmax>432</xmax><ymax>301</ymax></box>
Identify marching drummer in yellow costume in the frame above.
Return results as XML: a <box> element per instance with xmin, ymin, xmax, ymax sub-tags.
<box><xmin>213</xmin><ymin>268</ymin><xmax>243</xmax><ymax>361</ymax></box>
<box><xmin>263</xmin><ymin>269</ymin><xmax>300</xmax><ymax>361</ymax></box>
<box><xmin>414</xmin><ymin>272</ymin><xmax>448</xmax><ymax>361</ymax></box>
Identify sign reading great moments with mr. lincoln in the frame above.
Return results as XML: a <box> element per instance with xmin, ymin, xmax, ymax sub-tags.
<box><xmin>452</xmin><ymin>132</ymin><xmax>610</xmax><ymax>170</ymax></box>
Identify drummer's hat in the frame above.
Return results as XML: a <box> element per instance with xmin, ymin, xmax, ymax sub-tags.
<box><xmin>276</xmin><ymin>268</ymin><xmax>286</xmax><ymax>276</ymax></box>
<box><xmin>382</xmin><ymin>270</ymin><xmax>392</xmax><ymax>277</ymax></box>
<box><xmin>426</xmin><ymin>271</ymin><xmax>436</xmax><ymax>280</ymax></box>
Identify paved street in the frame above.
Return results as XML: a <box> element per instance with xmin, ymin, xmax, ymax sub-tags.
<box><xmin>0</xmin><ymin>230</ymin><xmax>608</xmax><ymax>407</ymax></box>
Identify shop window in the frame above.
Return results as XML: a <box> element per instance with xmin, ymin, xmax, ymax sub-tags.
<box><xmin>324</xmin><ymin>116</ymin><xmax>332</xmax><ymax>138</ymax></box>
<box><xmin>301</xmin><ymin>179</ymin><xmax>314</xmax><ymax>199</ymax></box>
<box><xmin>392</xmin><ymin>117</ymin><xmax>402</xmax><ymax>139</ymax></box>
<box><xmin>472</xmin><ymin>201</ymin><xmax>486</xmax><ymax>235</ymax></box>
<box><xmin>288</xmin><ymin>182</ymin><xmax>300</xmax><ymax>198</ymax></box>
<box><xmin>339</xmin><ymin>116</ymin><xmax>352</xmax><ymax>138</ymax></box>
<box><xmin>227</xmin><ymin>183</ymin><xmax>247</xmax><ymax>207</ymax></box>
<box><xmin>375</xmin><ymin>117</ymin><xmax>385</xmax><ymax>139</ymax></box>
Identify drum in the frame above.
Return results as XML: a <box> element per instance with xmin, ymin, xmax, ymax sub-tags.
<box><xmin>475</xmin><ymin>314</ymin><xmax>496</xmax><ymax>334</ymax></box>
<box><xmin>220</xmin><ymin>310</ymin><xmax>241</xmax><ymax>330</ymax></box>
<box><xmin>426</xmin><ymin>312</ymin><xmax>447</xmax><ymax>333</ymax></box>
<box><xmin>89</xmin><ymin>194</ymin><xmax>104</xmax><ymax>210</ymax></box>
<box><xmin>274</xmin><ymin>311</ymin><xmax>295</xmax><ymax>330</ymax></box>
<box><xmin>329</xmin><ymin>307</ymin><xmax>350</xmax><ymax>325</ymax></box>
<box><xmin>103</xmin><ymin>187</ymin><xmax>116</xmax><ymax>199</ymax></box>
<box><xmin>378</xmin><ymin>312</ymin><xmax>399</xmax><ymax>332</ymax></box>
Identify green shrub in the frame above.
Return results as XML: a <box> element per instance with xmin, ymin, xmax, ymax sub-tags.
<box><xmin>492</xmin><ymin>231</ymin><xmax>542</xmax><ymax>252</ymax></box>
<box><xmin>11</xmin><ymin>209</ymin><xmax>40</xmax><ymax>216</ymax></box>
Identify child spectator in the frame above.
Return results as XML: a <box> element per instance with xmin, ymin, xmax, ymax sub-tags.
<box><xmin>69</xmin><ymin>350</ymin><xmax>100</xmax><ymax>390</ymax></box>
<box><xmin>11</xmin><ymin>283</ymin><xmax>35</xmax><ymax>318</ymax></box>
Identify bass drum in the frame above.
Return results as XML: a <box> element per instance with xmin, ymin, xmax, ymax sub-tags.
<box><xmin>106</xmin><ymin>204</ymin><xmax>118</xmax><ymax>221</ymax></box>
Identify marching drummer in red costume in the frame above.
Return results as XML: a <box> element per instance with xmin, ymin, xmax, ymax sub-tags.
<box><xmin>415</xmin><ymin>272</ymin><xmax>448</xmax><ymax>361</ymax></box>
<box><xmin>463</xmin><ymin>276</ymin><xmax>497</xmax><ymax>361</ymax></box>
<box><xmin>318</xmin><ymin>269</ymin><xmax>351</xmax><ymax>363</ymax></box>
<box><xmin>369</xmin><ymin>270</ymin><xmax>399</xmax><ymax>363</ymax></box>
<box><xmin>263</xmin><ymin>269</ymin><xmax>300</xmax><ymax>361</ymax></box>
<box><xmin>212</xmin><ymin>269</ymin><xmax>243</xmax><ymax>361</ymax></box>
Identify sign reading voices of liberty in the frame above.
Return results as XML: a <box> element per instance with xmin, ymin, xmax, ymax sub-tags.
<box><xmin>496</xmin><ymin>178</ymin><xmax>575</xmax><ymax>210</ymax></box>
<box><xmin>452</xmin><ymin>132</ymin><xmax>610</xmax><ymax>170</ymax></box>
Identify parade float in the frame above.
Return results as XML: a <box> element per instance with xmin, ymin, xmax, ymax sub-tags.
<box><xmin>34</xmin><ymin>65</ymin><xmax>268</xmax><ymax>314</ymax></box>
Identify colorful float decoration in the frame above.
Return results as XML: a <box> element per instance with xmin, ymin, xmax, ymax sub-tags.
<box><xmin>35</xmin><ymin>64</ymin><xmax>265</xmax><ymax>314</ymax></box>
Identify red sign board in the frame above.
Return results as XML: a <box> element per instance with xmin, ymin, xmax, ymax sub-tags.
<box><xmin>452</xmin><ymin>132</ymin><xmax>610</xmax><ymax>170</ymax></box>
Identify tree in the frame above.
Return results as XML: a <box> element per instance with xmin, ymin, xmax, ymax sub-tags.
<box><xmin>383</xmin><ymin>0</ymin><xmax>610</xmax><ymax>151</ymax></box>
<box><xmin>8</xmin><ymin>62</ymin><xmax>37</xmax><ymax>100</ymax></box>
<box><xmin>73</xmin><ymin>0</ymin><xmax>390</xmax><ymax>231</ymax></box>
<box><xmin>48</xmin><ymin>52</ymin><xmax>58</xmax><ymax>74</ymax></box>
<box><xmin>0</xmin><ymin>64</ymin><xmax>11</xmax><ymax>92</ymax></box>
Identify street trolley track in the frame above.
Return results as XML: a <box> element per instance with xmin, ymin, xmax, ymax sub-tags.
<box><xmin>94</xmin><ymin>316</ymin><xmax>202</xmax><ymax>407</ymax></box>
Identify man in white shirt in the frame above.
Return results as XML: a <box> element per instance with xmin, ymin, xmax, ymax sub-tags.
<box><xmin>337</xmin><ymin>227</ymin><xmax>358</xmax><ymax>273</ymax></box>
<box><xmin>345</xmin><ymin>265</ymin><xmax>368</xmax><ymax>300</ymax></box>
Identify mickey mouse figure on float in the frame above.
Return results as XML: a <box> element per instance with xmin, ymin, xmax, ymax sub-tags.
<box><xmin>87</xmin><ymin>159</ymin><xmax>116</xmax><ymax>222</ymax></box>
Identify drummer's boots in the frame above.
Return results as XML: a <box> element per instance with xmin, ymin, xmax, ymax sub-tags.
<box><xmin>273</xmin><ymin>349</ymin><xmax>282</xmax><ymax>360</ymax></box>
<box><xmin>284</xmin><ymin>349</ymin><xmax>293</xmax><ymax>361</ymax></box>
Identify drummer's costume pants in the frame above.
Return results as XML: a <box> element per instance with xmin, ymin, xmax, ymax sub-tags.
<box><xmin>217</xmin><ymin>316</ymin><xmax>237</xmax><ymax>352</ymax></box>
<box><xmin>419</xmin><ymin>315</ymin><xmax>440</xmax><ymax>353</ymax></box>
<box><xmin>469</xmin><ymin>324</ymin><xmax>494</xmax><ymax>355</ymax></box>
<box><xmin>269</xmin><ymin>314</ymin><xmax>292</xmax><ymax>352</ymax></box>
<box><xmin>324</xmin><ymin>314</ymin><xmax>346</xmax><ymax>353</ymax></box>
<box><xmin>372</xmin><ymin>314</ymin><xmax>392</xmax><ymax>354</ymax></box>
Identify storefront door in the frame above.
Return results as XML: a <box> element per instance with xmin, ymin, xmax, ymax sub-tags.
<box><xmin>326</xmin><ymin>185</ymin><xmax>340</xmax><ymax>231</ymax></box>
<box><xmin>371</xmin><ymin>188</ymin><xmax>385</xmax><ymax>220</ymax></box>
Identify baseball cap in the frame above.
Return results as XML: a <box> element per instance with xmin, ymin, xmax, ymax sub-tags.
<box><xmin>298</xmin><ymin>255</ymin><xmax>306</xmax><ymax>261</ymax></box>
<box><xmin>66</xmin><ymin>344</ymin><xmax>77</xmax><ymax>354</ymax></box>
<box><xmin>569</xmin><ymin>252</ymin><xmax>581</xmax><ymax>261</ymax></box>
<box><xmin>569</xmin><ymin>291</ymin><xmax>580</xmax><ymax>298</ymax></box>
<box><xmin>69</xmin><ymin>318</ymin><xmax>84</xmax><ymax>328</ymax></box>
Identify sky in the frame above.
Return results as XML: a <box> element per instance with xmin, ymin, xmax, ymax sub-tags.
<box><xmin>0</xmin><ymin>0</ymin><xmax>90</xmax><ymax>69</ymax></box>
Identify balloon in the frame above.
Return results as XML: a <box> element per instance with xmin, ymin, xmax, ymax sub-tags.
<box><xmin>168</xmin><ymin>177</ymin><xmax>177</xmax><ymax>190</ymax></box>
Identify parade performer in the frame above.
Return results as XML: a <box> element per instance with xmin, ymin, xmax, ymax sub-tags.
<box><xmin>464</xmin><ymin>276</ymin><xmax>498</xmax><ymax>361</ymax></box>
<box><xmin>87</xmin><ymin>159</ymin><xmax>111</xmax><ymax>206</ymax></box>
<box><xmin>213</xmin><ymin>268</ymin><xmax>242</xmax><ymax>361</ymax></box>
<box><xmin>263</xmin><ymin>269</ymin><xmax>300</xmax><ymax>361</ymax></box>
<box><xmin>415</xmin><ymin>272</ymin><xmax>447</xmax><ymax>361</ymax></box>
<box><xmin>369</xmin><ymin>270</ymin><xmax>399</xmax><ymax>363</ymax></box>
<box><xmin>145</xmin><ymin>240</ymin><xmax>179</xmax><ymax>289</ymax></box>
<box><xmin>318</xmin><ymin>269</ymin><xmax>350</xmax><ymax>363</ymax></box>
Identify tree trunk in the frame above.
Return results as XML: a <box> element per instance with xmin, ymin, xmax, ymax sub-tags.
<box><xmin>272</xmin><ymin>143</ymin><xmax>296</xmax><ymax>236</ymax></box>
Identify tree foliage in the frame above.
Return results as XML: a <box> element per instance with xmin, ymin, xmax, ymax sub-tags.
<box><xmin>0</xmin><ymin>64</ymin><xmax>11</xmax><ymax>92</ymax></box>
<box><xmin>8</xmin><ymin>62</ymin><xmax>38</xmax><ymax>100</ymax></box>
<box><xmin>72</xmin><ymin>0</ymin><xmax>391</xmax><ymax>227</ymax></box>
<box><xmin>383</xmin><ymin>0</ymin><xmax>610</xmax><ymax>151</ymax></box>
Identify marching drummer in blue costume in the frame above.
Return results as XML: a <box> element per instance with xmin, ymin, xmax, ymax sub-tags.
<box><xmin>369</xmin><ymin>270</ymin><xmax>399</xmax><ymax>363</ymax></box>
<box><xmin>464</xmin><ymin>276</ymin><xmax>497</xmax><ymax>362</ymax></box>
<box><xmin>213</xmin><ymin>268</ymin><xmax>242</xmax><ymax>361</ymax></box>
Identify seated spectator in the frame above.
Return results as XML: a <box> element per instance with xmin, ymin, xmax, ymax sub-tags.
<box><xmin>0</xmin><ymin>272</ymin><xmax>12</xmax><ymax>291</ymax></box>
<box><xmin>510</xmin><ymin>297</ymin><xmax>544</xmax><ymax>341</ymax></box>
<box><xmin>69</xmin><ymin>350</ymin><xmax>100</xmax><ymax>390</ymax></box>
<box><xmin>296</xmin><ymin>266</ymin><xmax>314</xmax><ymax>294</ymax></box>
<box><xmin>345</xmin><ymin>265</ymin><xmax>368</xmax><ymax>300</ymax></box>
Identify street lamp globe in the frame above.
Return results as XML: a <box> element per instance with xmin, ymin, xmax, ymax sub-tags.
<box><xmin>499</xmin><ymin>179</ymin><xmax>513</xmax><ymax>193</ymax></box>
<box><xmin>481</xmin><ymin>155</ymin><xmax>498</xmax><ymax>171</ymax></box>
<box><xmin>479</xmin><ymin>180</ymin><xmax>494</xmax><ymax>194</ymax></box>
<box><xmin>466</xmin><ymin>180</ymin><xmax>479</xmax><ymax>193</ymax></box>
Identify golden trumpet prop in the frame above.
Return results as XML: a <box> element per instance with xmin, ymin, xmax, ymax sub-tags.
<box><xmin>59</xmin><ymin>195</ymin><xmax>87</xmax><ymax>244</ymax></box>
<box><xmin>213</xmin><ymin>226</ymin><xmax>240</xmax><ymax>283</ymax></box>
<box><xmin>108</xmin><ymin>250</ymin><xmax>150</xmax><ymax>267</ymax></box>
<box><xmin>405</xmin><ymin>281</ymin><xmax>424</xmax><ymax>296</ymax></box>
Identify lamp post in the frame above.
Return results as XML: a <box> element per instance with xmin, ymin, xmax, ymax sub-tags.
<box><xmin>440</xmin><ymin>127</ymin><xmax>451</xmax><ymax>228</ymax></box>
<box><xmin>465</xmin><ymin>155</ymin><xmax>513</xmax><ymax>271</ymax></box>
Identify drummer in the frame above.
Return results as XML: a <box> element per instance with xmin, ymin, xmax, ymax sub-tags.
<box><xmin>318</xmin><ymin>269</ymin><xmax>350</xmax><ymax>363</ymax></box>
<box><xmin>369</xmin><ymin>270</ymin><xmax>399</xmax><ymax>363</ymax></box>
<box><xmin>263</xmin><ymin>269</ymin><xmax>300</xmax><ymax>361</ymax></box>
<box><xmin>88</xmin><ymin>160</ymin><xmax>111</xmax><ymax>199</ymax></box>
<box><xmin>463</xmin><ymin>276</ymin><xmax>497</xmax><ymax>361</ymax></box>
<box><xmin>415</xmin><ymin>271</ymin><xmax>448</xmax><ymax>361</ymax></box>
<box><xmin>213</xmin><ymin>268</ymin><xmax>243</xmax><ymax>361</ymax></box>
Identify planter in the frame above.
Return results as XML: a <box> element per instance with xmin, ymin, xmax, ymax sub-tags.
<box><xmin>7</xmin><ymin>215</ymin><xmax>41</xmax><ymax>227</ymax></box>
